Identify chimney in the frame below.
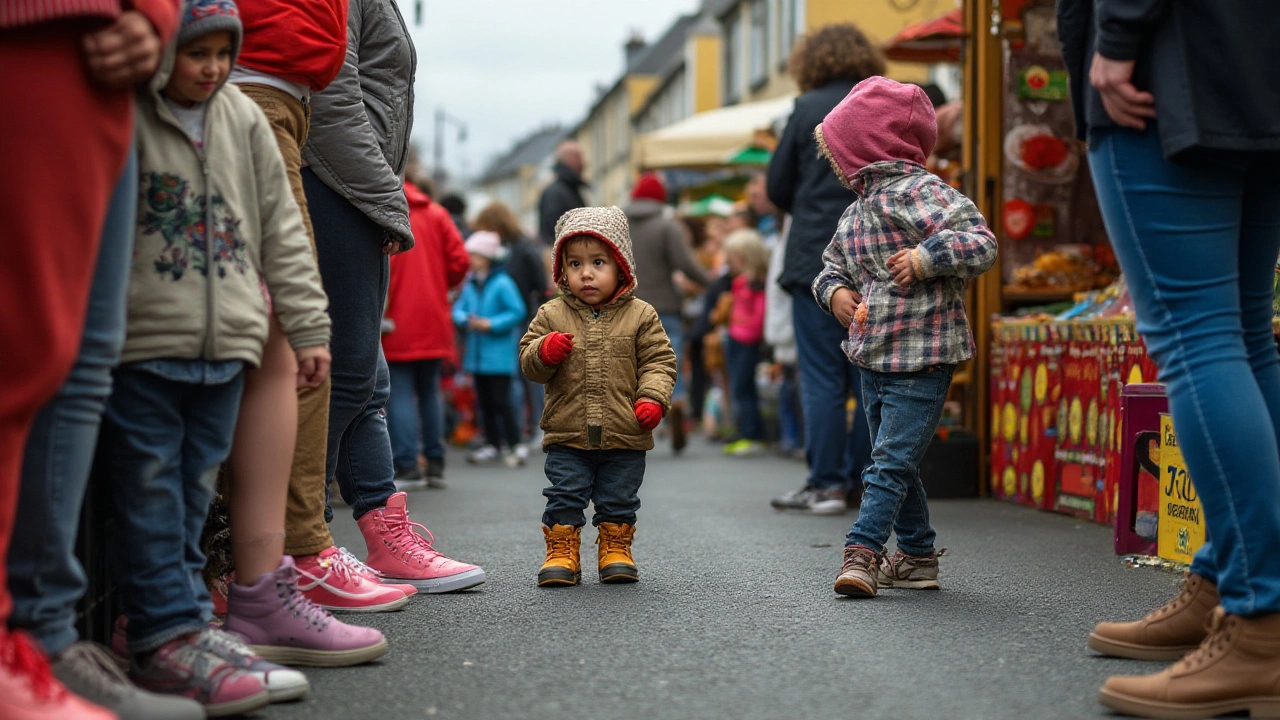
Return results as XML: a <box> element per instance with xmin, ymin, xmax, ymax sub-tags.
<box><xmin>624</xmin><ymin>31</ymin><xmax>647</xmax><ymax>71</ymax></box>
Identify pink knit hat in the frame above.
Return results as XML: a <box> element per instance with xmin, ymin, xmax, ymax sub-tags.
<box><xmin>464</xmin><ymin>230</ymin><xmax>504</xmax><ymax>260</ymax></box>
<box><xmin>816</xmin><ymin>76</ymin><xmax>937</xmax><ymax>187</ymax></box>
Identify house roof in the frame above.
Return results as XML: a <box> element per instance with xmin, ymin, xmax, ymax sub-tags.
<box><xmin>477</xmin><ymin>125</ymin><xmax>566</xmax><ymax>186</ymax></box>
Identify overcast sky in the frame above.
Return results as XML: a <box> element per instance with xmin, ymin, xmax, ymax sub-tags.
<box><xmin>401</xmin><ymin>0</ymin><xmax>702</xmax><ymax>182</ymax></box>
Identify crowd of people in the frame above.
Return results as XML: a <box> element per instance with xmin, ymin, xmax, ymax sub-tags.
<box><xmin>5</xmin><ymin>1</ymin><xmax>1280</xmax><ymax>719</ymax></box>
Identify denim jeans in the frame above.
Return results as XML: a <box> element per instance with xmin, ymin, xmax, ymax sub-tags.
<box><xmin>778</xmin><ymin>364</ymin><xmax>802</xmax><ymax>451</ymax></box>
<box><xmin>102</xmin><ymin>360</ymin><xmax>244</xmax><ymax>653</ymax></box>
<box><xmin>541</xmin><ymin>445</ymin><xmax>645</xmax><ymax>528</ymax></box>
<box><xmin>725</xmin><ymin>337</ymin><xmax>764</xmax><ymax>441</ymax></box>
<box><xmin>475</xmin><ymin>374</ymin><xmax>519</xmax><ymax>451</ymax></box>
<box><xmin>658</xmin><ymin>312</ymin><xmax>685</xmax><ymax>400</ymax></box>
<box><xmin>511</xmin><ymin>373</ymin><xmax>544</xmax><ymax>441</ymax></box>
<box><xmin>387</xmin><ymin>359</ymin><xmax>444</xmax><ymax>471</ymax></box>
<box><xmin>9</xmin><ymin>147</ymin><xmax>136</xmax><ymax>656</ymax></box>
<box><xmin>1090</xmin><ymin>126</ymin><xmax>1280</xmax><ymax>615</ymax></box>
<box><xmin>845</xmin><ymin>365</ymin><xmax>954</xmax><ymax>554</ymax></box>
<box><xmin>791</xmin><ymin>289</ymin><xmax>871</xmax><ymax>490</ymax></box>
<box><xmin>304</xmin><ymin>167</ymin><xmax>397</xmax><ymax>522</ymax></box>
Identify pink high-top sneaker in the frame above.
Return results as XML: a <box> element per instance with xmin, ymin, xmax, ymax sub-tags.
<box><xmin>356</xmin><ymin>492</ymin><xmax>486</xmax><ymax>593</ymax></box>
<box><xmin>224</xmin><ymin>556</ymin><xmax>389</xmax><ymax>668</ymax></box>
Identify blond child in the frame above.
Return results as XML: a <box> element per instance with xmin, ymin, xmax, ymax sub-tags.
<box><xmin>721</xmin><ymin>229</ymin><xmax>771</xmax><ymax>457</ymax></box>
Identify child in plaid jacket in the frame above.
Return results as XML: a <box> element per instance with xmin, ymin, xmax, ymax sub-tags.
<box><xmin>811</xmin><ymin>77</ymin><xmax>997</xmax><ymax>599</ymax></box>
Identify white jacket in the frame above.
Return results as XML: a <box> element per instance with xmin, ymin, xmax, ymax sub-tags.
<box><xmin>764</xmin><ymin>218</ymin><xmax>796</xmax><ymax>365</ymax></box>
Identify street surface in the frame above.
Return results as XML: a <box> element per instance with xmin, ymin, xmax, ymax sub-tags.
<box><xmin>269</xmin><ymin>439</ymin><xmax>1180</xmax><ymax>720</ymax></box>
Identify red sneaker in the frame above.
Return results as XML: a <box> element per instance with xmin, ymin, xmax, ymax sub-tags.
<box><xmin>293</xmin><ymin>547</ymin><xmax>411</xmax><ymax>613</ymax></box>
<box><xmin>357</xmin><ymin>492</ymin><xmax>486</xmax><ymax>593</ymax></box>
<box><xmin>333</xmin><ymin>546</ymin><xmax>419</xmax><ymax>598</ymax></box>
<box><xmin>0</xmin><ymin>629</ymin><xmax>116</xmax><ymax>720</ymax></box>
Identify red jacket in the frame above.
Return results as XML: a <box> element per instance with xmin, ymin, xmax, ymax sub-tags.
<box><xmin>237</xmin><ymin>0</ymin><xmax>348</xmax><ymax>92</ymax></box>
<box><xmin>728</xmin><ymin>274</ymin><xmax>766</xmax><ymax>345</ymax></box>
<box><xmin>383</xmin><ymin>183</ymin><xmax>469</xmax><ymax>362</ymax></box>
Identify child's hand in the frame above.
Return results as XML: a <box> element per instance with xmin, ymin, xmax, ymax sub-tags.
<box><xmin>539</xmin><ymin>332</ymin><xmax>574</xmax><ymax>365</ymax></box>
<box><xmin>634</xmin><ymin>399</ymin><xmax>664</xmax><ymax>430</ymax></box>
<box><xmin>296</xmin><ymin>345</ymin><xmax>331</xmax><ymax>389</ymax></box>
<box><xmin>468</xmin><ymin>316</ymin><xmax>491</xmax><ymax>332</ymax></box>
<box><xmin>831</xmin><ymin>287</ymin><xmax>862</xmax><ymax>328</ymax></box>
<box><xmin>854</xmin><ymin>302</ymin><xmax>868</xmax><ymax>327</ymax></box>
<box><xmin>887</xmin><ymin>249</ymin><xmax>918</xmax><ymax>287</ymax></box>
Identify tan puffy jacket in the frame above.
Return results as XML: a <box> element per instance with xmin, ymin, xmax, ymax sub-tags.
<box><xmin>519</xmin><ymin>207</ymin><xmax>676</xmax><ymax>452</ymax></box>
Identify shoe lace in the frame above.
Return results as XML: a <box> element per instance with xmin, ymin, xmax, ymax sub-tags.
<box><xmin>547</xmin><ymin>533</ymin><xmax>576</xmax><ymax>559</ymax></box>
<box><xmin>197</xmin><ymin>628</ymin><xmax>259</xmax><ymax>665</ymax></box>
<box><xmin>841</xmin><ymin>547</ymin><xmax>878</xmax><ymax>575</ymax></box>
<box><xmin>1174</xmin><ymin>607</ymin><xmax>1233</xmax><ymax>672</ymax></box>
<box><xmin>335</xmin><ymin>547</ymin><xmax>384</xmax><ymax>579</ymax></box>
<box><xmin>1</xmin><ymin>631</ymin><xmax>65</xmax><ymax>702</ymax></box>
<box><xmin>1148</xmin><ymin>574</ymin><xmax>1198</xmax><ymax>621</ymax></box>
<box><xmin>382</xmin><ymin>512</ymin><xmax>442</xmax><ymax>563</ymax></box>
<box><xmin>277</xmin><ymin>572</ymin><xmax>334</xmax><ymax>631</ymax></box>
<box><xmin>57</xmin><ymin>642</ymin><xmax>132</xmax><ymax>702</ymax></box>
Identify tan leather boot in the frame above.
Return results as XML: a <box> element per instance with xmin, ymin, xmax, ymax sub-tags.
<box><xmin>538</xmin><ymin>525</ymin><xmax>581</xmax><ymax>587</ymax></box>
<box><xmin>596</xmin><ymin>523</ymin><xmax>638</xmax><ymax>583</ymax></box>
<box><xmin>1089</xmin><ymin>572</ymin><xmax>1219</xmax><ymax>661</ymax></box>
<box><xmin>1099</xmin><ymin>608</ymin><xmax>1280</xmax><ymax>718</ymax></box>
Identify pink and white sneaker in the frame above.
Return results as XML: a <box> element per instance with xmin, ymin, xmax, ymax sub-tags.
<box><xmin>293</xmin><ymin>548</ymin><xmax>410</xmax><ymax>613</ymax></box>
<box><xmin>333</xmin><ymin>547</ymin><xmax>419</xmax><ymax>599</ymax></box>
<box><xmin>357</xmin><ymin>492</ymin><xmax>487</xmax><ymax>593</ymax></box>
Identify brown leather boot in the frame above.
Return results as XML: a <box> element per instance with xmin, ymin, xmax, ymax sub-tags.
<box><xmin>1099</xmin><ymin>608</ymin><xmax>1280</xmax><ymax>718</ymax></box>
<box><xmin>596</xmin><ymin>522</ymin><xmax>638</xmax><ymax>583</ymax></box>
<box><xmin>1088</xmin><ymin>572</ymin><xmax>1219</xmax><ymax>661</ymax></box>
<box><xmin>538</xmin><ymin>525</ymin><xmax>581</xmax><ymax>587</ymax></box>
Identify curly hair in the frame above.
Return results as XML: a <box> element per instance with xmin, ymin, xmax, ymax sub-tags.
<box><xmin>472</xmin><ymin>202</ymin><xmax>525</xmax><ymax>243</ymax></box>
<box><xmin>788</xmin><ymin>23</ymin><xmax>886</xmax><ymax>93</ymax></box>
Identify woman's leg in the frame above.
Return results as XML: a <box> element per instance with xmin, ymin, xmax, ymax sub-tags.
<box><xmin>487</xmin><ymin>375</ymin><xmax>518</xmax><ymax>452</ymax></box>
<box><xmin>476</xmin><ymin>376</ymin><xmax>504</xmax><ymax>450</ymax></box>
<box><xmin>227</xmin><ymin>320</ymin><xmax>297</xmax><ymax>585</ymax></box>
<box><xmin>1090</xmin><ymin>127</ymin><xmax>1280</xmax><ymax>615</ymax></box>
<box><xmin>386</xmin><ymin>361</ymin><xmax>422</xmax><ymax>473</ymax></box>
<box><xmin>419</xmin><ymin>360</ymin><xmax>446</xmax><ymax>462</ymax></box>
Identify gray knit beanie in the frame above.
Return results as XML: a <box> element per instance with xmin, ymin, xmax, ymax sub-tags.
<box><xmin>177</xmin><ymin>0</ymin><xmax>243</xmax><ymax>59</ymax></box>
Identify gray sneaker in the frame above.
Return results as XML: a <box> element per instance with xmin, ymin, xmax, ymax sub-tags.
<box><xmin>52</xmin><ymin>641</ymin><xmax>205</xmax><ymax>720</ymax></box>
<box><xmin>770</xmin><ymin>485</ymin><xmax>817</xmax><ymax>510</ymax></box>
<box><xmin>807</xmin><ymin>487</ymin><xmax>848</xmax><ymax>515</ymax></box>
<box><xmin>876</xmin><ymin>548</ymin><xmax>947</xmax><ymax>589</ymax></box>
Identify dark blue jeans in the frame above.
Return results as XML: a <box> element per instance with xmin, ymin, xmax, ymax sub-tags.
<box><xmin>541</xmin><ymin>445</ymin><xmax>645</xmax><ymax>528</ymax></box>
<box><xmin>511</xmin><ymin>373</ymin><xmax>545</xmax><ymax>441</ymax></box>
<box><xmin>304</xmin><ymin>168</ymin><xmax>396</xmax><ymax>521</ymax></box>
<box><xmin>9</xmin><ymin>146</ymin><xmax>136</xmax><ymax>655</ymax></box>
<box><xmin>725</xmin><ymin>337</ymin><xmax>764</xmax><ymax>441</ymax></box>
<box><xmin>103</xmin><ymin>360</ymin><xmax>244</xmax><ymax>653</ymax></box>
<box><xmin>1090</xmin><ymin>126</ymin><xmax>1280</xmax><ymax>615</ymax></box>
<box><xmin>387</xmin><ymin>359</ymin><xmax>445</xmax><ymax>471</ymax></box>
<box><xmin>658</xmin><ymin>312</ymin><xmax>685</xmax><ymax>400</ymax></box>
<box><xmin>845</xmin><ymin>365</ymin><xmax>954</xmax><ymax>555</ymax></box>
<box><xmin>791</xmin><ymin>289</ymin><xmax>871</xmax><ymax>490</ymax></box>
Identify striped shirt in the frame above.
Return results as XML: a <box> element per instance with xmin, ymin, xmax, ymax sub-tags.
<box><xmin>0</xmin><ymin>0</ymin><xmax>120</xmax><ymax>27</ymax></box>
<box><xmin>812</xmin><ymin>161</ymin><xmax>998</xmax><ymax>373</ymax></box>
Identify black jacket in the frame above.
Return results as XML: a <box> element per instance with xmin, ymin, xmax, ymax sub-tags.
<box><xmin>766</xmin><ymin>79</ymin><xmax>858</xmax><ymax>294</ymax></box>
<box><xmin>537</xmin><ymin>161</ymin><xmax>587</xmax><ymax>244</ymax></box>
<box><xmin>504</xmin><ymin>236</ymin><xmax>549</xmax><ymax>326</ymax></box>
<box><xmin>1058</xmin><ymin>0</ymin><xmax>1280</xmax><ymax>158</ymax></box>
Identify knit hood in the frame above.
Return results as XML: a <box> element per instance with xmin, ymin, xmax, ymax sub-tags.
<box><xmin>552</xmin><ymin>206</ymin><xmax>637</xmax><ymax>306</ymax></box>
<box><xmin>815</xmin><ymin>76</ymin><xmax>937</xmax><ymax>191</ymax></box>
<box><xmin>149</xmin><ymin>0</ymin><xmax>243</xmax><ymax>101</ymax></box>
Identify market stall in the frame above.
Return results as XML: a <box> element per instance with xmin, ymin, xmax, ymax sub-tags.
<box><xmin>635</xmin><ymin>95</ymin><xmax>793</xmax><ymax>171</ymax></box>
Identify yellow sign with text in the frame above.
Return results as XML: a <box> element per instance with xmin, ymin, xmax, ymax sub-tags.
<box><xmin>1158</xmin><ymin>414</ymin><xmax>1206</xmax><ymax>563</ymax></box>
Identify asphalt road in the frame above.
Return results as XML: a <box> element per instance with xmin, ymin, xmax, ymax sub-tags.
<box><xmin>266</xmin><ymin>438</ymin><xmax>1181</xmax><ymax>720</ymax></box>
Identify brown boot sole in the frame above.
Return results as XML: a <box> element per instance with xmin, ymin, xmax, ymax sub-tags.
<box><xmin>537</xmin><ymin>569</ymin><xmax>580</xmax><ymax>587</ymax></box>
<box><xmin>600</xmin><ymin>563</ymin><xmax>639</xmax><ymax>583</ymax></box>
<box><xmin>834</xmin><ymin>577</ymin><xmax>876</xmax><ymax>598</ymax></box>
<box><xmin>1087</xmin><ymin>633</ymin><xmax>1200</xmax><ymax>662</ymax></box>
<box><xmin>1099</xmin><ymin>687</ymin><xmax>1280</xmax><ymax>719</ymax></box>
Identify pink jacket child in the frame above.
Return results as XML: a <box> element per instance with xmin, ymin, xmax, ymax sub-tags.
<box><xmin>728</xmin><ymin>275</ymin><xmax>766</xmax><ymax>346</ymax></box>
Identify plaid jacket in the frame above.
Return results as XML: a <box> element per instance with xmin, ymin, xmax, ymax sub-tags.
<box><xmin>812</xmin><ymin>161</ymin><xmax>997</xmax><ymax>373</ymax></box>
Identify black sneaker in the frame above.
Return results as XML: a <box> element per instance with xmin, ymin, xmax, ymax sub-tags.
<box><xmin>669</xmin><ymin>403</ymin><xmax>687</xmax><ymax>454</ymax></box>
<box><xmin>393</xmin><ymin>465</ymin><xmax>427</xmax><ymax>491</ymax></box>
<box><xmin>425</xmin><ymin>457</ymin><xmax>446</xmax><ymax>489</ymax></box>
<box><xmin>770</xmin><ymin>485</ymin><xmax>818</xmax><ymax>511</ymax></box>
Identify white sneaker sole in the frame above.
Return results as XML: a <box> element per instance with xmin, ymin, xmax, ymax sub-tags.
<box><xmin>317</xmin><ymin>593</ymin><xmax>411</xmax><ymax>614</ymax></box>
<box><xmin>385</xmin><ymin>567</ymin><xmax>487</xmax><ymax>594</ymax></box>
<box><xmin>393</xmin><ymin>479</ymin><xmax>428</xmax><ymax>491</ymax></box>
<box><xmin>250</xmin><ymin>638</ymin><xmax>389</xmax><ymax>668</ymax></box>
<box><xmin>204</xmin><ymin>689</ymin><xmax>271</xmax><ymax>718</ymax></box>
<box><xmin>808</xmin><ymin>502</ymin><xmax>848</xmax><ymax>515</ymax></box>
<box><xmin>879</xmin><ymin>578</ymin><xmax>941</xmax><ymax>590</ymax></box>
<box><xmin>255</xmin><ymin>669</ymin><xmax>310</xmax><ymax>702</ymax></box>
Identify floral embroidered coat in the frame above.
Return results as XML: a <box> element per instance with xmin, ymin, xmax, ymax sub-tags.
<box><xmin>126</xmin><ymin>39</ymin><xmax>330</xmax><ymax>366</ymax></box>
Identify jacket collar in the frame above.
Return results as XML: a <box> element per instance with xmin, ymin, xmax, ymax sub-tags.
<box><xmin>553</xmin><ymin>161</ymin><xmax>585</xmax><ymax>187</ymax></box>
<box><xmin>850</xmin><ymin>160</ymin><xmax>929</xmax><ymax>196</ymax></box>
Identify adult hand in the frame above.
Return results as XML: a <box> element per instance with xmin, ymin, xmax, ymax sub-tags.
<box><xmin>83</xmin><ymin>11</ymin><xmax>163</xmax><ymax>88</ymax></box>
<box><xmin>830</xmin><ymin>287</ymin><xmax>861</xmax><ymax>328</ymax></box>
<box><xmin>887</xmin><ymin>249</ymin><xmax>917</xmax><ymax>288</ymax></box>
<box><xmin>634</xmin><ymin>399</ymin><xmax>664</xmax><ymax>431</ymax></box>
<box><xmin>539</xmin><ymin>332</ymin><xmax>574</xmax><ymax>365</ymax></box>
<box><xmin>382</xmin><ymin>237</ymin><xmax>404</xmax><ymax>255</ymax></box>
<box><xmin>1089</xmin><ymin>53</ymin><xmax>1156</xmax><ymax>130</ymax></box>
<box><xmin>296</xmin><ymin>345</ymin><xmax>332</xmax><ymax>388</ymax></box>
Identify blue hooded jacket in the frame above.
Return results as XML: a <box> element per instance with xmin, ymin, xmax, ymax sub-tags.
<box><xmin>452</xmin><ymin>266</ymin><xmax>526</xmax><ymax>375</ymax></box>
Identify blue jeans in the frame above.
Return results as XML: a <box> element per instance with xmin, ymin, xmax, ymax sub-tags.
<box><xmin>778</xmin><ymin>364</ymin><xmax>802</xmax><ymax>451</ymax></box>
<box><xmin>304</xmin><ymin>168</ymin><xmax>397</xmax><ymax>521</ymax></box>
<box><xmin>387</xmin><ymin>359</ymin><xmax>445</xmax><ymax>471</ymax></box>
<box><xmin>658</xmin><ymin>313</ymin><xmax>685</xmax><ymax>399</ymax></box>
<box><xmin>725</xmin><ymin>337</ymin><xmax>764</xmax><ymax>441</ymax></box>
<box><xmin>791</xmin><ymin>290</ymin><xmax>871</xmax><ymax>490</ymax></box>
<box><xmin>102</xmin><ymin>360</ymin><xmax>244</xmax><ymax>653</ymax></box>
<box><xmin>1090</xmin><ymin>126</ymin><xmax>1280</xmax><ymax>615</ymax></box>
<box><xmin>541</xmin><ymin>445</ymin><xmax>645</xmax><ymax>528</ymax></box>
<box><xmin>511</xmin><ymin>373</ymin><xmax>544</xmax><ymax>441</ymax></box>
<box><xmin>9</xmin><ymin>147</ymin><xmax>136</xmax><ymax>655</ymax></box>
<box><xmin>845</xmin><ymin>365</ymin><xmax>955</xmax><ymax>554</ymax></box>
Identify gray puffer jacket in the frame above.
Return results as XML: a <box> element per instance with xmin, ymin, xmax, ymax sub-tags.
<box><xmin>303</xmin><ymin>0</ymin><xmax>417</xmax><ymax>251</ymax></box>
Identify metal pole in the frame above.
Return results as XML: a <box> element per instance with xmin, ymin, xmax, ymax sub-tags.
<box><xmin>434</xmin><ymin>106</ymin><xmax>445</xmax><ymax>185</ymax></box>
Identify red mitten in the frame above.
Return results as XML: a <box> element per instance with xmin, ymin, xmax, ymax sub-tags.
<box><xmin>635</xmin><ymin>399</ymin><xmax>664</xmax><ymax>431</ymax></box>
<box><xmin>539</xmin><ymin>332</ymin><xmax>574</xmax><ymax>365</ymax></box>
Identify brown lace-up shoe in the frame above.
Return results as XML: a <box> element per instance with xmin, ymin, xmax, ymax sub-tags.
<box><xmin>834</xmin><ymin>545</ymin><xmax>879</xmax><ymax>598</ymax></box>
<box><xmin>1099</xmin><ymin>607</ymin><xmax>1280</xmax><ymax>719</ymax></box>
<box><xmin>537</xmin><ymin>525</ymin><xmax>581</xmax><ymax>587</ymax></box>
<box><xmin>876</xmin><ymin>548</ymin><xmax>947</xmax><ymax>590</ymax></box>
<box><xmin>596</xmin><ymin>522</ymin><xmax>639</xmax><ymax>583</ymax></box>
<box><xmin>1089</xmin><ymin>572</ymin><xmax>1219</xmax><ymax>661</ymax></box>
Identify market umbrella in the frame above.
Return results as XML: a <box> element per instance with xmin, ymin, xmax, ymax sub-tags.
<box><xmin>725</xmin><ymin>146</ymin><xmax>771</xmax><ymax>166</ymax></box>
<box><xmin>685</xmin><ymin>195</ymin><xmax>736</xmax><ymax>218</ymax></box>
<box><xmin>637</xmin><ymin>95</ymin><xmax>794</xmax><ymax>170</ymax></box>
<box><xmin>882</xmin><ymin>8</ymin><xmax>965</xmax><ymax>64</ymax></box>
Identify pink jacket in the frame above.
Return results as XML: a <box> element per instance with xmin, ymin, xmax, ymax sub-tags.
<box><xmin>728</xmin><ymin>274</ymin><xmax>766</xmax><ymax>345</ymax></box>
